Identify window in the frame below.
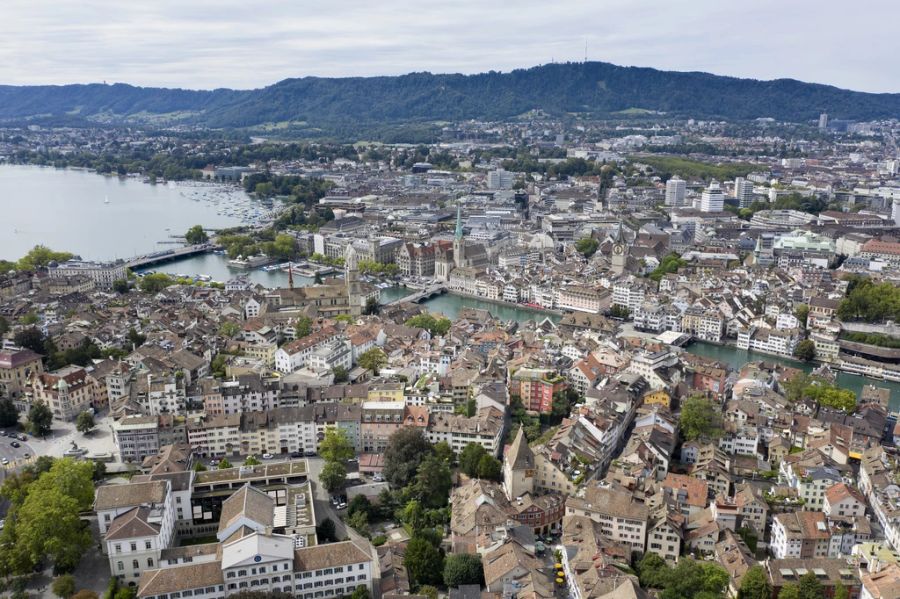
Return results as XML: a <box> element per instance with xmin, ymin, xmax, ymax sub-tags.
<box><xmin>358</xmin><ymin>564</ymin><xmax>365</xmax><ymax>571</ymax></box>
<box><xmin>105</xmin><ymin>514</ymin><xmax>111</xmax><ymax>522</ymax></box>
<box><xmin>118</xmin><ymin>562</ymin><xmax>124</xmax><ymax>571</ymax></box>
<box><xmin>239</xmin><ymin>570</ymin><xmax>247</xmax><ymax>577</ymax></box>
<box><xmin>133</xmin><ymin>560</ymin><xmax>140</xmax><ymax>569</ymax></box>
<box><xmin>131</xmin><ymin>542</ymin><xmax>137</xmax><ymax>551</ymax></box>
<box><xmin>115</xmin><ymin>544</ymin><xmax>122</xmax><ymax>553</ymax></box>
<box><xmin>358</xmin><ymin>575</ymin><xmax>366</xmax><ymax>581</ymax></box>
<box><xmin>323</xmin><ymin>568</ymin><xmax>333</xmax><ymax>575</ymax></box>
<box><xmin>260</xmin><ymin>566</ymin><xmax>266</xmax><ymax>573</ymax></box>
<box><xmin>146</xmin><ymin>541</ymin><xmax>153</xmax><ymax>550</ymax></box>
<box><xmin>148</xmin><ymin>558</ymin><xmax>154</xmax><ymax>567</ymax></box>
<box><xmin>227</xmin><ymin>572</ymin><xmax>236</xmax><ymax>579</ymax></box>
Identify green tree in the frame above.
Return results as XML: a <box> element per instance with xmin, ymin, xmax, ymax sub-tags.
<box><xmin>332</xmin><ymin>365</ymin><xmax>349</xmax><ymax>383</ymax></box>
<box><xmin>348</xmin><ymin>495</ymin><xmax>372</xmax><ymax>518</ymax></box>
<box><xmin>833</xmin><ymin>586</ymin><xmax>850</xmax><ymax>599</ymax></box>
<box><xmin>738</xmin><ymin>565</ymin><xmax>771</xmax><ymax>599</ymax></box>
<box><xmin>219</xmin><ymin>321</ymin><xmax>241</xmax><ymax>338</ymax></box>
<box><xmin>295</xmin><ymin>316</ymin><xmax>313</xmax><ymax>339</ymax></box>
<box><xmin>659</xmin><ymin>559</ymin><xmax>729</xmax><ymax>599</ymax></box>
<box><xmin>363</xmin><ymin>297</ymin><xmax>380</xmax><ymax>316</ymax></box>
<box><xmin>27</xmin><ymin>401</ymin><xmax>53</xmax><ymax>437</ymax></box>
<box><xmin>316</xmin><ymin>517</ymin><xmax>337</xmax><ymax>543</ymax></box>
<box><xmin>75</xmin><ymin>411</ymin><xmax>95</xmax><ymax>434</ymax></box>
<box><xmin>794</xmin><ymin>304</ymin><xmax>809</xmax><ymax>328</ymax></box>
<box><xmin>349</xmin><ymin>586</ymin><xmax>370</xmax><ymax>599</ymax></box>
<box><xmin>418</xmin><ymin>586</ymin><xmax>439</xmax><ymax>599</ymax></box>
<box><xmin>404</xmin><ymin>536</ymin><xmax>445</xmax><ymax>589</ymax></box>
<box><xmin>0</xmin><ymin>315</ymin><xmax>9</xmax><ymax>336</ymax></box>
<box><xmin>112</xmin><ymin>279</ymin><xmax>130</xmax><ymax>294</ymax></box>
<box><xmin>383</xmin><ymin>428</ymin><xmax>434</xmax><ymax>488</ymax></box>
<box><xmin>679</xmin><ymin>395</ymin><xmax>723</xmax><ymax>441</ymax></box>
<box><xmin>575</xmin><ymin>237</ymin><xmax>600</xmax><ymax>258</ymax></box>
<box><xmin>357</xmin><ymin>348</ymin><xmax>387</xmax><ymax>375</ymax></box>
<box><xmin>347</xmin><ymin>510</ymin><xmax>369</xmax><ymax>536</ymax></box>
<box><xmin>433</xmin><ymin>441</ymin><xmax>455</xmax><ymax>465</ymax></box>
<box><xmin>405</xmin><ymin>314</ymin><xmax>452</xmax><ymax>336</ymax></box>
<box><xmin>649</xmin><ymin>252</ymin><xmax>687</xmax><ymax>282</ymax></box>
<box><xmin>20</xmin><ymin>312</ymin><xmax>39</xmax><ymax>325</ymax></box>
<box><xmin>637</xmin><ymin>552</ymin><xmax>671</xmax><ymax>589</ymax></box>
<box><xmin>217</xmin><ymin>457</ymin><xmax>232</xmax><ymax>469</ymax></box>
<box><xmin>0</xmin><ymin>398</ymin><xmax>20</xmax><ymax>428</ymax></box>
<box><xmin>443</xmin><ymin>553</ymin><xmax>484</xmax><ymax>587</ymax></box>
<box><xmin>459</xmin><ymin>443</ymin><xmax>488</xmax><ymax>477</ymax></box>
<box><xmin>412</xmin><ymin>454</ymin><xmax>452</xmax><ymax>508</ymax></box>
<box><xmin>793</xmin><ymin>339</ymin><xmax>816</xmax><ymax>362</ymax></box>
<box><xmin>318</xmin><ymin>428</ymin><xmax>355</xmax><ymax>463</ymax></box>
<box><xmin>193</xmin><ymin>461</ymin><xmax>207</xmax><ymax>472</ymax></box>
<box><xmin>17</xmin><ymin>245</ymin><xmax>73</xmax><ymax>271</ymax></box>
<box><xmin>184</xmin><ymin>225</ymin><xmax>209</xmax><ymax>245</ymax></box>
<box><xmin>139</xmin><ymin>272</ymin><xmax>175</xmax><ymax>293</ymax></box>
<box><xmin>778</xmin><ymin>585</ymin><xmax>801</xmax><ymax>599</ymax></box>
<box><xmin>14</xmin><ymin>327</ymin><xmax>46</xmax><ymax>355</ymax></box>
<box><xmin>272</xmin><ymin>234</ymin><xmax>297</xmax><ymax>259</ymax></box>
<box><xmin>71</xmin><ymin>591</ymin><xmax>100</xmax><ymax>599</ymax></box>
<box><xmin>320</xmin><ymin>460</ymin><xmax>347</xmax><ymax>492</ymax></box>
<box><xmin>796</xmin><ymin>571</ymin><xmax>823</xmax><ymax>599</ymax></box>
<box><xmin>476</xmin><ymin>454</ymin><xmax>502</xmax><ymax>481</ymax></box>
<box><xmin>52</xmin><ymin>574</ymin><xmax>76</xmax><ymax>598</ymax></box>
<box><xmin>244</xmin><ymin>455</ymin><xmax>262</xmax><ymax>466</ymax></box>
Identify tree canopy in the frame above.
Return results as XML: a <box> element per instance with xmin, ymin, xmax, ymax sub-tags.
<box><xmin>405</xmin><ymin>314</ymin><xmax>452</xmax><ymax>337</ymax></box>
<box><xmin>444</xmin><ymin>553</ymin><xmax>484</xmax><ymax>588</ymax></box>
<box><xmin>679</xmin><ymin>395</ymin><xmax>723</xmax><ymax>441</ymax></box>
<box><xmin>837</xmin><ymin>275</ymin><xmax>900</xmax><ymax>322</ymax></box>
<box><xmin>357</xmin><ymin>348</ymin><xmax>387</xmax><ymax>375</ymax></box>
<box><xmin>383</xmin><ymin>428</ymin><xmax>434</xmax><ymax>488</ymax></box>
<box><xmin>184</xmin><ymin>225</ymin><xmax>209</xmax><ymax>245</ymax></box>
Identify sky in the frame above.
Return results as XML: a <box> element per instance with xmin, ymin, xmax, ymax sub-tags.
<box><xmin>2</xmin><ymin>0</ymin><xmax>898</xmax><ymax>93</ymax></box>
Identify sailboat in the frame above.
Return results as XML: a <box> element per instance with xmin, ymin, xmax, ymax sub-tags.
<box><xmin>104</xmin><ymin>195</ymin><xmax>110</xmax><ymax>205</ymax></box>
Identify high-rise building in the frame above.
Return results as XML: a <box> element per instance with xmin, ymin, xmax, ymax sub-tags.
<box><xmin>892</xmin><ymin>198</ymin><xmax>900</xmax><ymax>226</ymax></box>
<box><xmin>819</xmin><ymin>112</ymin><xmax>829</xmax><ymax>132</ymax></box>
<box><xmin>734</xmin><ymin>177</ymin><xmax>755</xmax><ymax>208</ymax></box>
<box><xmin>665</xmin><ymin>176</ymin><xmax>686</xmax><ymax>206</ymax></box>
<box><xmin>487</xmin><ymin>168</ymin><xmax>513</xmax><ymax>190</ymax></box>
<box><xmin>700</xmin><ymin>181</ymin><xmax>725</xmax><ymax>213</ymax></box>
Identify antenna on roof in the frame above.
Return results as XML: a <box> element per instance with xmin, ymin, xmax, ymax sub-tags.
<box><xmin>584</xmin><ymin>38</ymin><xmax>588</xmax><ymax>63</ymax></box>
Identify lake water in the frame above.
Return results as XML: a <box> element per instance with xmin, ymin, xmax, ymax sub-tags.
<box><xmin>0</xmin><ymin>165</ymin><xmax>257</xmax><ymax>261</ymax></box>
<box><xmin>687</xmin><ymin>341</ymin><xmax>900</xmax><ymax>410</ymax></box>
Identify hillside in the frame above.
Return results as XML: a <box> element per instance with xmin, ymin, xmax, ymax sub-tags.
<box><xmin>1</xmin><ymin>62</ymin><xmax>898</xmax><ymax>128</ymax></box>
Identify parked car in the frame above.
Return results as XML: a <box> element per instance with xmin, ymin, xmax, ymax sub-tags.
<box><xmin>1</xmin><ymin>458</ymin><xmax>8</xmax><ymax>465</ymax></box>
<box><xmin>18</xmin><ymin>434</ymin><xmax>27</xmax><ymax>441</ymax></box>
<box><xmin>372</xmin><ymin>474</ymin><xmax>384</xmax><ymax>482</ymax></box>
<box><xmin>290</xmin><ymin>451</ymin><xmax>303</xmax><ymax>459</ymax></box>
<box><xmin>262</xmin><ymin>453</ymin><xmax>274</xmax><ymax>460</ymax></box>
<box><xmin>10</xmin><ymin>441</ymin><xmax>20</xmax><ymax>448</ymax></box>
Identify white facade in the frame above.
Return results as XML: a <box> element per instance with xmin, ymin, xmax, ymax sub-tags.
<box><xmin>699</xmin><ymin>181</ymin><xmax>725</xmax><ymax>213</ymax></box>
<box><xmin>665</xmin><ymin>177</ymin><xmax>686</xmax><ymax>207</ymax></box>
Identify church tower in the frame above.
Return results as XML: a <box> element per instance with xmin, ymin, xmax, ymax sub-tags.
<box><xmin>503</xmin><ymin>427</ymin><xmax>535</xmax><ymax>501</ymax></box>
<box><xmin>611</xmin><ymin>224</ymin><xmax>627</xmax><ymax>276</ymax></box>
<box><xmin>453</xmin><ymin>202</ymin><xmax>465</xmax><ymax>269</ymax></box>
<box><xmin>344</xmin><ymin>245</ymin><xmax>362</xmax><ymax>316</ymax></box>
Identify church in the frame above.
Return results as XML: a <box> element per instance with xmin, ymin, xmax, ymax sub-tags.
<box><xmin>435</xmin><ymin>203</ymin><xmax>489</xmax><ymax>282</ymax></box>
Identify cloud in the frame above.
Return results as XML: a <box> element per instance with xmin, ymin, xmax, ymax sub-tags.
<box><xmin>0</xmin><ymin>0</ymin><xmax>897</xmax><ymax>93</ymax></box>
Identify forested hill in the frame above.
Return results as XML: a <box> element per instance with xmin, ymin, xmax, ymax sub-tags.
<box><xmin>1</xmin><ymin>62</ymin><xmax>899</xmax><ymax>128</ymax></box>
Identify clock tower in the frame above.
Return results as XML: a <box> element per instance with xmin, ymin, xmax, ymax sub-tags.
<box><xmin>611</xmin><ymin>225</ymin><xmax>626</xmax><ymax>275</ymax></box>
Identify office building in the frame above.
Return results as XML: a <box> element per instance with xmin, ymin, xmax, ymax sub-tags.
<box><xmin>665</xmin><ymin>177</ymin><xmax>686</xmax><ymax>206</ymax></box>
<box><xmin>699</xmin><ymin>181</ymin><xmax>725</xmax><ymax>213</ymax></box>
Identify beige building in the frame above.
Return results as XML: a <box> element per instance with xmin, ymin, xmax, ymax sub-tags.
<box><xmin>0</xmin><ymin>347</ymin><xmax>43</xmax><ymax>404</ymax></box>
<box><xmin>31</xmin><ymin>366</ymin><xmax>98</xmax><ymax>420</ymax></box>
<box><xmin>566</xmin><ymin>483</ymin><xmax>648</xmax><ymax>553</ymax></box>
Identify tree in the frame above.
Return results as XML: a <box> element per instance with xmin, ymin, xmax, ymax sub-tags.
<box><xmin>433</xmin><ymin>441</ymin><xmax>455</xmax><ymax>465</ymax></box>
<box><xmin>778</xmin><ymin>585</ymin><xmax>801</xmax><ymax>599</ymax></box>
<box><xmin>319</xmin><ymin>428</ymin><xmax>355</xmax><ymax>463</ymax></box>
<box><xmin>418</xmin><ymin>586</ymin><xmax>438</xmax><ymax>599</ymax></box>
<box><xmin>112</xmin><ymin>279</ymin><xmax>130</xmax><ymax>294</ymax></box>
<box><xmin>71</xmin><ymin>591</ymin><xmax>100</xmax><ymax>599</ymax></box>
<box><xmin>383</xmin><ymin>428</ymin><xmax>434</xmax><ymax>488</ymax></box>
<box><xmin>459</xmin><ymin>443</ymin><xmax>488</xmax><ymax>478</ymax></box>
<box><xmin>443</xmin><ymin>553</ymin><xmax>484</xmax><ymax>587</ymax></box>
<box><xmin>139</xmin><ymin>272</ymin><xmax>175</xmax><ymax>293</ymax></box>
<box><xmin>185</xmin><ymin>225</ymin><xmax>209</xmax><ymax>245</ymax></box>
<box><xmin>348</xmin><ymin>495</ymin><xmax>372</xmax><ymax>518</ymax></box>
<box><xmin>794</xmin><ymin>304</ymin><xmax>809</xmax><ymax>328</ymax></box>
<box><xmin>357</xmin><ymin>348</ymin><xmax>387</xmax><ymax>375</ymax></box>
<box><xmin>17</xmin><ymin>245</ymin><xmax>73</xmax><ymax>271</ymax></box>
<box><xmin>52</xmin><ymin>574</ymin><xmax>76</xmax><ymax>598</ymax></box>
<box><xmin>14</xmin><ymin>327</ymin><xmax>46</xmax><ymax>355</ymax></box>
<box><xmin>320</xmin><ymin>460</ymin><xmax>347</xmax><ymax>492</ymax></box>
<box><xmin>219</xmin><ymin>321</ymin><xmax>241</xmax><ymax>338</ymax></box>
<box><xmin>244</xmin><ymin>455</ymin><xmax>262</xmax><ymax>466</ymax></box>
<box><xmin>28</xmin><ymin>401</ymin><xmax>53</xmax><ymax>437</ymax></box>
<box><xmin>412</xmin><ymin>454</ymin><xmax>453</xmax><ymax>508</ymax></box>
<box><xmin>316</xmin><ymin>517</ymin><xmax>337</xmax><ymax>543</ymax></box>
<box><xmin>363</xmin><ymin>297</ymin><xmax>380</xmax><ymax>315</ymax></box>
<box><xmin>295</xmin><ymin>316</ymin><xmax>313</xmax><ymax>338</ymax></box>
<box><xmin>332</xmin><ymin>366</ymin><xmax>349</xmax><ymax>383</ymax></box>
<box><xmin>405</xmin><ymin>314</ymin><xmax>452</xmax><ymax>336</ymax></box>
<box><xmin>679</xmin><ymin>395</ymin><xmax>723</xmax><ymax>441</ymax></box>
<box><xmin>404</xmin><ymin>535</ymin><xmax>445</xmax><ymax>588</ymax></box>
<box><xmin>738</xmin><ymin>565</ymin><xmax>771</xmax><ymax>599</ymax></box>
<box><xmin>0</xmin><ymin>398</ymin><xmax>20</xmax><ymax>428</ymax></box>
<box><xmin>349</xmin><ymin>586</ymin><xmax>370</xmax><ymax>599</ymax></box>
<box><xmin>796</xmin><ymin>571</ymin><xmax>823</xmax><ymax>599</ymax></box>
<box><xmin>217</xmin><ymin>457</ymin><xmax>232</xmax><ymax>469</ymax></box>
<box><xmin>74</xmin><ymin>410</ymin><xmax>95</xmax><ymax>434</ymax></box>
<box><xmin>793</xmin><ymin>339</ymin><xmax>816</xmax><ymax>362</ymax></box>
<box><xmin>649</xmin><ymin>252</ymin><xmax>687</xmax><ymax>282</ymax></box>
<box><xmin>575</xmin><ymin>237</ymin><xmax>599</xmax><ymax>258</ymax></box>
<box><xmin>347</xmin><ymin>510</ymin><xmax>369</xmax><ymax>536</ymax></box>
<box><xmin>637</xmin><ymin>552</ymin><xmax>670</xmax><ymax>589</ymax></box>
<box><xmin>476</xmin><ymin>454</ymin><xmax>502</xmax><ymax>481</ymax></box>
<box><xmin>833</xmin><ymin>586</ymin><xmax>850</xmax><ymax>599</ymax></box>
<box><xmin>660</xmin><ymin>559</ymin><xmax>729</xmax><ymax>599</ymax></box>
<box><xmin>0</xmin><ymin>315</ymin><xmax>9</xmax><ymax>336</ymax></box>
<box><xmin>193</xmin><ymin>461</ymin><xmax>207</xmax><ymax>472</ymax></box>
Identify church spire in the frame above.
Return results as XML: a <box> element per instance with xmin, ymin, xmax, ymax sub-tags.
<box><xmin>454</xmin><ymin>202</ymin><xmax>463</xmax><ymax>240</ymax></box>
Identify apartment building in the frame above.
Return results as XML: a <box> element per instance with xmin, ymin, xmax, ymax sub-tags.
<box><xmin>509</xmin><ymin>368</ymin><xmax>567</xmax><ymax>414</ymax></box>
<box><xmin>770</xmin><ymin>511</ymin><xmax>838</xmax><ymax>559</ymax></box>
<box><xmin>566</xmin><ymin>483</ymin><xmax>648</xmax><ymax>553</ymax></box>
<box><xmin>0</xmin><ymin>347</ymin><xmax>43</xmax><ymax>403</ymax></box>
<box><xmin>426</xmin><ymin>407</ymin><xmax>504</xmax><ymax>456</ymax></box>
<box><xmin>274</xmin><ymin>328</ymin><xmax>341</xmax><ymax>373</ymax></box>
<box><xmin>737</xmin><ymin>326</ymin><xmax>800</xmax><ymax>358</ymax></box>
<box><xmin>31</xmin><ymin>365</ymin><xmax>98</xmax><ymax>420</ymax></box>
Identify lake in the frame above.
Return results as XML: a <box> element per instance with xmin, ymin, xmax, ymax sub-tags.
<box><xmin>0</xmin><ymin>164</ymin><xmax>262</xmax><ymax>261</ymax></box>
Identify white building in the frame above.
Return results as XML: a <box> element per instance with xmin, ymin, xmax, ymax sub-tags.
<box><xmin>48</xmin><ymin>259</ymin><xmax>127</xmax><ymax>289</ymax></box>
<box><xmin>665</xmin><ymin>177</ymin><xmax>687</xmax><ymax>207</ymax></box>
<box><xmin>699</xmin><ymin>181</ymin><xmax>725</xmax><ymax>213</ymax></box>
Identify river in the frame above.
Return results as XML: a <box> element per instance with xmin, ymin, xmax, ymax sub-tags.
<box><xmin>0</xmin><ymin>164</ymin><xmax>266</xmax><ymax>261</ymax></box>
<box><xmin>378</xmin><ymin>285</ymin><xmax>561</xmax><ymax>323</ymax></box>
<box><xmin>687</xmin><ymin>341</ymin><xmax>900</xmax><ymax>410</ymax></box>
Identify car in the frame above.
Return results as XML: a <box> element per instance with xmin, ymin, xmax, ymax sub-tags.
<box><xmin>347</xmin><ymin>457</ymin><xmax>358</xmax><ymax>463</ymax></box>
<box><xmin>23</xmin><ymin>453</ymin><xmax>30</xmax><ymax>459</ymax></box>
<box><xmin>337</xmin><ymin>502</ymin><xmax>347</xmax><ymax>510</ymax></box>
<box><xmin>18</xmin><ymin>434</ymin><xmax>26</xmax><ymax>441</ymax></box>
<box><xmin>262</xmin><ymin>453</ymin><xmax>274</xmax><ymax>460</ymax></box>
<box><xmin>0</xmin><ymin>519</ymin><xmax>5</xmax><ymax>530</ymax></box>
<box><xmin>290</xmin><ymin>451</ymin><xmax>303</xmax><ymax>459</ymax></box>
<box><xmin>1</xmin><ymin>458</ymin><xmax>8</xmax><ymax>466</ymax></box>
<box><xmin>372</xmin><ymin>474</ymin><xmax>384</xmax><ymax>482</ymax></box>
<box><xmin>10</xmin><ymin>441</ymin><xmax>20</xmax><ymax>448</ymax></box>
<box><xmin>0</xmin><ymin>431</ymin><xmax>7</xmax><ymax>437</ymax></box>
<box><xmin>304</xmin><ymin>450</ymin><xmax>317</xmax><ymax>457</ymax></box>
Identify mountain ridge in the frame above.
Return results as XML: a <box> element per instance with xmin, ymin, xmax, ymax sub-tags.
<box><xmin>1</xmin><ymin>61</ymin><xmax>898</xmax><ymax>128</ymax></box>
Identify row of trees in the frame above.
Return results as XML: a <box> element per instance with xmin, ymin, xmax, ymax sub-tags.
<box><xmin>0</xmin><ymin>245</ymin><xmax>73</xmax><ymax>273</ymax></box>
<box><xmin>405</xmin><ymin>313</ymin><xmax>452</xmax><ymax>337</ymax></box>
<box><xmin>837</xmin><ymin>275</ymin><xmax>900</xmax><ymax>323</ymax></box>
<box><xmin>783</xmin><ymin>373</ymin><xmax>856</xmax><ymax>413</ymax></box>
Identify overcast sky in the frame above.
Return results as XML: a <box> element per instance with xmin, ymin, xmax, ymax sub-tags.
<box><xmin>2</xmin><ymin>0</ymin><xmax>898</xmax><ymax>93</ymax></box>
